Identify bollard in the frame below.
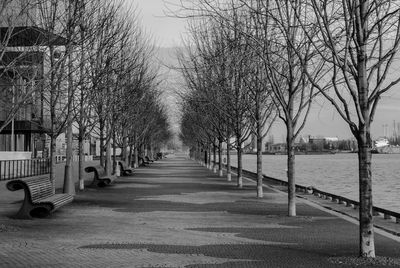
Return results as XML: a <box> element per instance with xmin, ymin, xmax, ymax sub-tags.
<box><xmin>384</xmin><ymin>213</ymin><xmax>391</xmax><ymax>220</ymax></box>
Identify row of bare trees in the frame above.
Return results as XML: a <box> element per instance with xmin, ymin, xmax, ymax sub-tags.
<box><xmin>0</xmin><ymin>1</ymin><xmax>171</xmax><ymax>193</ymax></box>
<box><xmin>178</xmin><ymin>0</ymin><xmax>400</xmax><ymax>259</ymax></box>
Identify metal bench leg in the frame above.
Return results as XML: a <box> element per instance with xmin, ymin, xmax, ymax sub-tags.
<box><xmin>14</xmin><ymin>198</ymin><xmax>34</xmax><ymax>219</ymax></box>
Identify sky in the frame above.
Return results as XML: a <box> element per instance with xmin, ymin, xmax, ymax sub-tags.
<box><xmin>130</xmin><ymin>0</ymin><xmax>400</xmax><ymax>143</ymax></box>
<box><xmin>126</xmin><ymin>0</ymin><xmax>186</xmax><ymax>48</ymax></box>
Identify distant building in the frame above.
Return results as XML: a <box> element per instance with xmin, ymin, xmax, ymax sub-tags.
<box><xmin>264</xmin><ymin>136</ymin><xmax>339</xmax><ymax>154</ymax></box>
<box><xmin>374</xmin><ymin>137</ymin><xmax>389</xmax><ymax>148</ymax></box>
<box><xmin>308</xmin><ymin>136</ymin><xmax>339</xmax><ymax>151</ymax></box>
<box><xmin>270</xmin><ymin>143</ymin><xmax>287</xmax><ymax>154</ymax></box>
<box><xmin>242</xmin><ymin>134</ymin><xmax>256</xmax><ymax>153</ymax></box>
<box><xmin>0</xmin><ymin>1</ymin><xmax>68</xmax><ymax>157</ymax></box>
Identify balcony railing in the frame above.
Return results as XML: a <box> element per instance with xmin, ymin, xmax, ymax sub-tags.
<box><xmin>0</xmin><ymin>158</ymin><xmax>50</xmax><ymax>181</ymax></box>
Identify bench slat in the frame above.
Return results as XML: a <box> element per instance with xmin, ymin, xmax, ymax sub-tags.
<box><xmin>39</xmin><ymin>194</ymin><xmax>73</xmax><ymax>210</ymax></box>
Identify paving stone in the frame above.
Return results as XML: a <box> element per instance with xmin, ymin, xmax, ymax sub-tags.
<box><xmin>0</xmin><ymin>154</ymin><xmax>399</xmax><ymax>267</ymax></box>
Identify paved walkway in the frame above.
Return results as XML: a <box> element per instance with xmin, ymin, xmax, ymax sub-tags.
<box><xmin>0</xmin><ymin>154</ymin><xmax>400</xmax><ymax>267</ymax></box>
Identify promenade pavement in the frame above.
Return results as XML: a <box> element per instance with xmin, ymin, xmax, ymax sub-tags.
<box><xmin>0</xmin><ymin>154</ymin><xmax>400</xmax><ymax>267</ymax></box>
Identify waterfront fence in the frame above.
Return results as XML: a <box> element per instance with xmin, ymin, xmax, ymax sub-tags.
<box><xmin>55</xmin><ymin>155</ymin><xmax>94</xmax><ymax>163</ymax></box>
<box><xmin>212</xmin><ymin>161</ymin><xmax>400</xmax><ymax>224</ymax></box>
<box><xmin>0</xmin><ymin>158</ymin><xmax>50</xmax><ymax>181</ymax></box>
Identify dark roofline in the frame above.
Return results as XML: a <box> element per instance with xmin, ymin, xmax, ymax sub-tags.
<box><xmin>0</xmin><ymin>26</ymin><xmax>68</xmax><ymax>47</ymax></box>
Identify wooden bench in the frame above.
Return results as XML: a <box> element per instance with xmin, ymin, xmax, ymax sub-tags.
<box><xmin>6</xmin><ymin>175</ymin><xmax>73</xmax><ymax>219</ymax></box>
<box><xmin>155</xmin><ymin>152</ymin><xmax>163</xmax><ymax>160</ymax></box>
<box><xmin>118</xmin><ymin>161</ymin><xmax>134</xmax><ymax>176</ymax></box>
<box><xmin>138</xmin><ymin>157</ymin><xmax>149</xmax><ymax>167</ymax></box>
<box><xmin>145</xmin><ymin>156</ymin><xmax>154</xmax><ymax>163</ymax></box>
<box><xmin>84</xmin><ymin>165</ymin><xmax>116</xmax><ymax>187</ymax></box>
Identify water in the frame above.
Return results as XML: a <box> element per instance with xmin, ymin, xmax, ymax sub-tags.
<box><xmin>227</xmin><ymin>153</ymin><xmax>400</xmax><ymax>213</ymax></box>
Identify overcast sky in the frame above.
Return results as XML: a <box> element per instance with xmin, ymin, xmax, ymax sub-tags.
<box><xmin>129</xmin><ymin>0</ymin><xmax>400</xmax><ymax>142</ymax></box>
<box><xmin>127</xmin><ymin>0</ymin><xmax>186</xmax><ymax>48</ymax></box>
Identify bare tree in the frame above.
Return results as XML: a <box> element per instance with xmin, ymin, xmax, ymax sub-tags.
<box><xmin>176</xmin><ymin>0</ymin><xmax>322</xmax><ymax>213</ymax></box>
<box><xmin>177</xmin><ymin>26</ymin><xmax>230</xmax><ymax>176</ymax></box>
<box><xmin>237</xmin><ymin>0</ymin><xmax>325</xmax><ymax>215</ymax></box>
<box><xmin>63</xmin><ymin>0</ymin><xmax>82</xmax><ymax>195</ymax></box>
<box><xmin>86</xmin><ymin>1</ymin><xmax>128</xmax><ymax>173</ymax></box>
<box><xmin>298</xmin><ymin>0</ymin><xmax>400</xmax><ymax>258</ymax></box>
<box><xmin>32</xmin><ymin>0</ymin><xmax>80</xmax><ymax>191</ymax></box>
<box><xmin>244</xmin><ymin>53</ymin><xmax>277</xmax><ymax>198</ymax></box>
<box><xmin>221</xmin><ymin>5</ymin><xmax>278</xmax><ymax>198</ymax></box>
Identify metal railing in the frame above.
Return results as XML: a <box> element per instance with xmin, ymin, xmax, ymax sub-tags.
<box><xmin>0</xmin><ymin>158</ymin><xmax>50</xmax><ymax>181</ymax></box>
<box><xmin>212</xmin><ymin>161</ymin><xmax>400</xmax><ymax>224</ymax></box>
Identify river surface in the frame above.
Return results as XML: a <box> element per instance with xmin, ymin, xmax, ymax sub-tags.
<box><xmin>226</xmin><ymin>153</ymin><xmax>400</xmax><ymax>213</ymax></box>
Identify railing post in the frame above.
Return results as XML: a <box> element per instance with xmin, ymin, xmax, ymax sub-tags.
<box><xmin>8</xmin><ymin>161</ymin><xmax>11</xmax><ymax>180</ymax></box>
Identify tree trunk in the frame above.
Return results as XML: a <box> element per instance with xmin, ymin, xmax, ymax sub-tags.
<box><xmin>99</xmin><ymin>120</ymin><xmax>105</xmax><ymax>167</ymax></box>
<box><xmin>287</xmin><ymin>124</ymin><xmax>296</xmax><ymax>216</ymax></box>
<box><xmin>78</xmin><ymin>9</ymin><xmax>85</xmax><ymax>191</ymax></box>
<box><xmin>105</xmin><ymin>124</ymin><xmax>112</xmax><ymax>176</ymax></box>
<box><xmin>226</xmin><ymin>140</ymin><xmax>231</xmax><ymax>182</ymax></box>
<box><xmin>129</xmin><ymin>143</ymin><xmax>133</xmax><ymax>168</ymax></box>
<box><xmin>134</xmin><ymin>142</ymin><xmax>139</xmax><ymax>168</ymax></box>
<box><xmin>237</xmin><ymin>144</ymin><xmax>243</xmax><ymax>188</ymax></box>
<box><xmin>63</xmin><ymin>42</ymin><xmax>75</xmax><ymax>195</ymax></box>
<box><xmin>358</xmin><ymin>130</ymin><xmax>375</xmax><ymax>257</ymax></box>
<box><xmin>112</xmin><ymin>131</ymin><xmax>117</xmax><ymax>175</ymax></box>
<box><xmin>197</xmin><ymin>143</ymin><xmax>201</xmax><ymax>163</ymax></box>
<box><xmin>357</xmin><ymin>10</ymin><xmax>375</xmax><ymax>254</ymax></box>
<box><xmin>48</xmin><ymin>44</ymin><xmax>56</xmax><ymax>194</ymax></box>
<box><xmin>49</xmin><ymin>135</ymin><xmax>56</xmax><ymax>194</ymax></box>
<box><xmin>78</xmin><ymin>135</ymin><xmax>84</xmax><ymax>190</ymax></box>
<box><xmin>105</xmin><ymin>140</ymin><xmax>112</xmax><ymax>176</ymax></box>
<box><xmin>255</xmin><ymin>88</ymin><xmax>263</xmax><ymax>197</ymax></box>
<box><xmin>236</xmin><ymin>142</ymin><xmax>243</xmax><ymax>188</ymax></box>
<box><xmin>150</xmin><ymin>143</ymin><xmax>154</xmax><ymax>160</ymax></box>
<box><xmin>208</xmin><ymin>146</ymin><xmax>212</xmax><ymax>170</ymax></box>
<box><xmin>218</xmin><ymin>138</ymin><xmax>223</xmax><ymax>177</ymax></box>
<box><xmin>63</xmin><ymin>124</ymin><xmax>75</xmax><ymax>194</ymax></box>
<box><xmin>122</xmin><ymin>130</ymin><xmax>128</xmax><ymax>165</ymax></box>
<box><xmin>256</xmin><ymin>133</ymin><xmax>263</xmax><ymax>198</ymax></box>
<box><xmin>213</xmin><ymin>141</ymin><xmax>217</xmax><ymax>173</ymax></box>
